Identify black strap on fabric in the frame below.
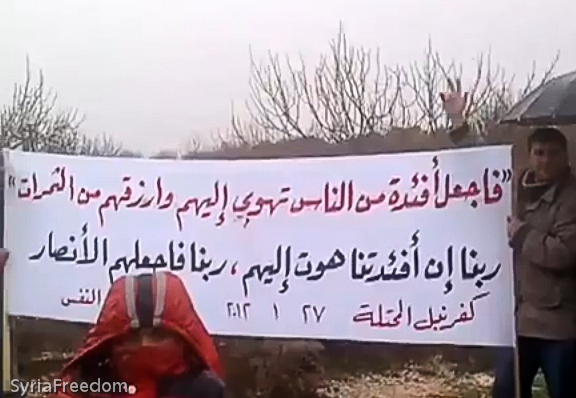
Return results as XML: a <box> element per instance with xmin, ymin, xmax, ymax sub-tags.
<box><xmin>135</xmin><ymin>273</ymin><xmax>154</xmax><ymax>328</ymax></box>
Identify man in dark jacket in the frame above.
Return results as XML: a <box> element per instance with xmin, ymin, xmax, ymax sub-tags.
<box><xmin>441</xmin><ymin>87</ymin><xmax>576</xmax><ymax>398</ymax></box>
<box><xmin>49</xmin><ymin>271</ymin><xmax>226</xmax><ymax>398</ymax></box>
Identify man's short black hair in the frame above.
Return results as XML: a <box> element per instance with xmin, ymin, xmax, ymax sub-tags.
<box><xmin>528</xmin><ymin>127</ymin><xmax>568</xmax><ymax>152</ymax></box>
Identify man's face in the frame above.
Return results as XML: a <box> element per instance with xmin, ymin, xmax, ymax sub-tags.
<box><xmin>529</xmin><ymin>141</ymin><xmax>568</xmax><ymax>182</ymax></box>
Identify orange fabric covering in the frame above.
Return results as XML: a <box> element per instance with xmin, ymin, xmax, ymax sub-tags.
<box><xmin>50</xmin><ymin>272</ymin><xmax>223</xmax><ymax>398</ymax></box>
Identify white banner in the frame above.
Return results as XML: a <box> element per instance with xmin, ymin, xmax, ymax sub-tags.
<box><xmin>3</xmin><ymin>146</ymin><xmax>515</xmax><ymax>347</ymax></box>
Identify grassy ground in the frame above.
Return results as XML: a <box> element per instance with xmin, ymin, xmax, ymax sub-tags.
<box><xmin>320</xmin><ymin>357</ymin><xmax>552</xmax><ymax>398</ymax></box>
<box><xmin>18</xmin><ymin>335</ymin><xmax>553</xmax><ymax>398</ymax></box>
<box><xmin>19</xmin><ymin>353</ymin><xmax>552</xmax><ymax>398</ymax></box>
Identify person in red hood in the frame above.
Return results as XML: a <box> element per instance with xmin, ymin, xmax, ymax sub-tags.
<box><xmin>49</xmin><ymin>271</ymin><xmax>226</xmax><ymax>398</ymax></box>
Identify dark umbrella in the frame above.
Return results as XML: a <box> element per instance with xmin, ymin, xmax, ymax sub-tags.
<box><xmin>500</xmin><ymin>70</ymin><xmax>576</xmax><ymax>126</ymax></box>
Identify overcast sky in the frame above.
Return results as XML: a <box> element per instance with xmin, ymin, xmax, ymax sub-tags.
<box><xmin>1</xmin><ymin>0</ymin><xmax>575</xmax><ymax>154</ymax></box>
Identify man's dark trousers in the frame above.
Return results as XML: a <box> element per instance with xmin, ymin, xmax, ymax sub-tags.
<box><xmin>492</xmin><ymin>336</ymin><xmax>576</xmax><ymax>398</ymax></box>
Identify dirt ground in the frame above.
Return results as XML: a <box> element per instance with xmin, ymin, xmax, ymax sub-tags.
<box><xmin>318</xmin><ymin>360</ymin><xmax>549</xmax><ymax>398</ymax></box>
<box><xmin>19</xmin><ymin>347</ymin><xmax>552</xmax><ymax>398</ymax></box>
<box><xmin>12</xmin><ymin>318</ymin><xmax>552</xmax><ymax>398</ymax></box>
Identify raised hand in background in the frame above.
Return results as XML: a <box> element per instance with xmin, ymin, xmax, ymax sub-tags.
<box><xmin>440</xmin><ymin>78</ymin><xmax>469</xmax><ymax>127</ymax></box>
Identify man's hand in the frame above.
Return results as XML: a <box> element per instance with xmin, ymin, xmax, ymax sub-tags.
<box><xmin>507</xmin><ymin>216</ymin><xmax>526</xmax><ymax>241</ymax></box>
<box><xmin>0</xmin><ymin>249</ymin><xmax>9</xmax><ymax>269</ymax></box>
<box><xmin>440</xmin><ymin>78</ymin><xmax>469</xmax><ymax>127</ymax></box>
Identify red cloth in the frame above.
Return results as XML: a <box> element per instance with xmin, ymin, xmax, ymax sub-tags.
<box><xmin>50</xmin><ymin>272</ymin><xmax>223</xmax><ymax>398</ymax></box>
<box><xmin>112</xmin><ymin>341</ymin><xmax>189</xmax><ymax>398</ymax></box>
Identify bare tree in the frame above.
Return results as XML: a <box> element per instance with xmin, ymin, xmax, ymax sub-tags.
<box><xmin>240</xmin><ymin>24</ymin><xmax>401</xmax><ymax>143</ymax></box>
<box><xmin>0</xmin><ymin>59</ymin><xmax>84</xmax><ymax>153</ymax></box>
<box><xmin>235</xmin><ymin>27</ymin><xmax>560</xmax><ymax>143</ymax></box>
<box><xmin>227</xmin><ymin>115</ymin><xmax>275</xmax><ymax>147</ymax></box>
<box><xmin>209</xmin><ymin>110</ymin><xmax>275</xmax><ymax>150</ymax></box>
<box><xmin>185</xmin><ymin>136</ymin><xmax>202</xmax><ymax>153</ymax></box>
<box><xmin>78</xmin><ymin>132</ymin><xmax>124</xmax><ymax>157</ymax></box>
<box><xmin>402</xmin><ymin>42</ymin><xmax>559</xmax><ymax>135</ymax></box>
<box><xmin>399</xmin><ymin>39</ymin><xmax>449</xmax><ymax>132</ymax></box>
<box><xmin>474</xmin><ymin>55</ymin><xmax>559</xmax><ymax>122</ymax></box>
